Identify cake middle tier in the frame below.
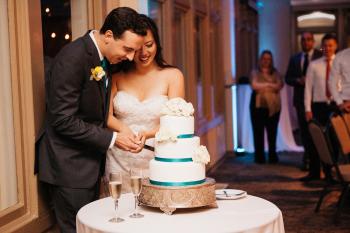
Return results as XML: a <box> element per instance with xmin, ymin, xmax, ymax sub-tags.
<box><xmin>155</xmin><ymin>136</ymin><xmax>200</xmax><ymax>159</ymax></box>
<box><xmin>149</xmin><ymin>159</ymin><xmax>205</xmax><ymax>186</ymax></box>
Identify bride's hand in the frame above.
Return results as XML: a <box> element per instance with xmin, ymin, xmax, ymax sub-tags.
<box><xmin>130</xmin><ymin>132</ymin><xmax>146</xmax><ymax>153</ymax></box>
<box><xmin>137</xmin><ymin>131</ymin><xmax>147</xmax><ymax>145</ymax></box>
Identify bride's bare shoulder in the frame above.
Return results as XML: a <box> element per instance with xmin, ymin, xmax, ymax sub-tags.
<box><xmin>161</xmin><ymin>67</ymin><xmax>184</xmax><ymax>81</ymax></box>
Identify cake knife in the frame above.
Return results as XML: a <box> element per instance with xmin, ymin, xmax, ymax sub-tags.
<box><xmin>144</xmin><ymin>144</ymin><xmax>155</xmax><ymax>152</ymax></box>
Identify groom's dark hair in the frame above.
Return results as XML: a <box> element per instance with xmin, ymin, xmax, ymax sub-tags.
<box><xmin>110</xmin><ymin>14</ymin><xmax>174</xmax><ymax>73</ymax></box>
<box><xmin>100</xmin><ymin>7</ymin><xmax>147</xmax><ymax>39</ymax></box>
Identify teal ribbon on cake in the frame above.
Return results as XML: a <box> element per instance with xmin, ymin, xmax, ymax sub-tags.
<box><xmin>155</xmin><ymin>157</ymin><xmax>193</xmax><ymax>162</ymax></box>
<box><xmin>149</xmin><ymin>179</ymin><xmax>205</xmax><ymax>186</ymax></box>
<box><xmin>177</xmin><ymin>134</ymin><xmax>194</xmax><ymax>139</ymax></box>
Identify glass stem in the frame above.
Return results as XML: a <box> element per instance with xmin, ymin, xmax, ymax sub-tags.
<box><xmin>114</xmin><ymin>199</ymin><xmax>119</xmax><ymax>219</ymax></box>
<box><xmin>134</xmin><ymin>195</ymin><xmax>138</xmax><ymax>214</ymax></box>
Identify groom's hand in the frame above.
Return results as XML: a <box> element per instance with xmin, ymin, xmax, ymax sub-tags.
<box><xmin>115</xmin><ymin>132</ymin><xmax>140</xmax><ymax>151</ymax></box>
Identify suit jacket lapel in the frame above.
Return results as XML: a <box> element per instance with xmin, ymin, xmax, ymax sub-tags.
<box><xmin>297</xmin><ymin>53</ymin><xmax>303</xmax><ymax>74</ymax></box>
<box><xmin>82</xmin><ymin>32</ymin><xmax>106</xmax><ymax>115</ymax></box>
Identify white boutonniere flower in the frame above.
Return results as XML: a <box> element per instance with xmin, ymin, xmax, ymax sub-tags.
<box><xmin>90</xmin><ymin>66</ymin><xmax>105</xmax><ymax>81</ymax></box>
<box><xmin>192</xmin><ymin>145</ymin><xmax>210</xmax><ymax>164</ymax></box>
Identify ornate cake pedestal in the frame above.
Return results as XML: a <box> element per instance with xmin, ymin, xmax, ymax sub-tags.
<box><xmin>139</xmin><ymin>178</ymin><xmax>217</xmax><ymax>215</ymax></box>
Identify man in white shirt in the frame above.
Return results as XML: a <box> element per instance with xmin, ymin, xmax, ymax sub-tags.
<box><xmin>302</xmin><ymin>33</ymin><xmax>338</xmax><ymax>182</ymax></box>
<box><xmin>329</xmin><ymin>47</ymin><xmax>350</xmax><ymax>112</ymax></box>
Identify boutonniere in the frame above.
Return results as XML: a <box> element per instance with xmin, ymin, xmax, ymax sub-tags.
<box><xmin>90</xmin><ymin>66</ymin><xmax>105</xmax><ymax>81</ymax></box>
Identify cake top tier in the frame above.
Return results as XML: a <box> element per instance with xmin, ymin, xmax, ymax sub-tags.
<box><xmin>161</xmin><ymin>97</ymin><xmax>194</xmax><ymax>117</ymax></box>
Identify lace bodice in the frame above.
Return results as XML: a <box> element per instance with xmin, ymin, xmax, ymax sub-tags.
<box><xmin>105</xmin><ymin>91</ymin><xmax>168</xmax><ymax>193</ymax></box>
<box><xmin>113</xmin><ymin>91</ymin><xmax>168</xmax><ymax>134</ymax></box>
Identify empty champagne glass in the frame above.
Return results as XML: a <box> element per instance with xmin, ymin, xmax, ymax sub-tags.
<box><xmin>108</xmin><ymin>172</ymin><xmax>124</xmax><ymax>223</ymax></box>
<box><xmin>129</xmin><ymin>168</ymin><xmax>144</xmax><ymax>218</ymax></box>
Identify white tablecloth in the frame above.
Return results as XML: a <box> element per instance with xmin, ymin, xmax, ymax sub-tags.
<box><xmin>77</xmin><ymin>193</ymin><xmax>285</xmax><ymax>233</ymax></box>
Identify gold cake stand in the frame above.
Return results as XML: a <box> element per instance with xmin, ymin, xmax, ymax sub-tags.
<box><xmin>139</xmin><ymin>178</ymin><xmax>217</xmax><ymax>215</ymax></box>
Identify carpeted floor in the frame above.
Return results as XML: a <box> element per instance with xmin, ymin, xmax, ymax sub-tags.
<box><xmin>208</xmin><ymin>152</ymin><xmax>350</xmax><ymax>233</ymax></box>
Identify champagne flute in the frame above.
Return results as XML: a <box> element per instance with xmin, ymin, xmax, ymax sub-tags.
<box><xmin>129</xmin><ymin>168</ymin><xmax>144</xmax><ymax>218</ymax></box>
<box><xmin>108</xmin><ymin>172</ymin><xmax>124</xmax><ymax>223</ymax></box>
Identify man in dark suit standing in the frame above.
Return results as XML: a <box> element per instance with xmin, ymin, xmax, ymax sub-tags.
<box><xmin>37</xmin><ymin>7</ymin><xmax>147</xmax><ymax>233</ymax></box>
<box><xmin>285</xmin><ymin>32</ymin><xmax>322</xmax><ymax>176</ymax></box>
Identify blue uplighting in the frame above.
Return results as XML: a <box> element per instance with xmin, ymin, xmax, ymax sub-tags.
<box><xmin>230</xmin><ymin>0</ymin><xmax>237</xmax><ymax>151</ymax></box>
<box><xmin>232</xmin><ymin>86</ymin><xmax>238</xmax><ymax>150</ymax></box>
<box><xmin>256</xmin><ymin>1</ymin><xmax>264</xmax><ymax>9</ymax></box>
<box><xmin>236</xmin><ymin>148</ymin><xmax>245</xmax><ymax>153</ymax></box>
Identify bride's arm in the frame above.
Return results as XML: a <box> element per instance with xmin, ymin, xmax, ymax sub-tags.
<box><xmin>168</xmin><ymin>68</ymin><xmax>185</xmax><ymax>99</ymax></box>
<box><xmin>107</xmin><ymin>76</ymin><xmax>134</xmax><ymax>135</ymax></box>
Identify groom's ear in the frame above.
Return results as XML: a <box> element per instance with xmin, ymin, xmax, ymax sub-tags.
<box><xmin>104</xmin><ymin>30</ymin><xmax>116</xmax><ymax>42</ymax></box>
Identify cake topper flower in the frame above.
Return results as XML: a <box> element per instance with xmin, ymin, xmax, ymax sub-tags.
<box><xmin>192</xmin><ymin>145</ymin><xmax>210</xmax><ymax>164</ymax></box>
<box><xmin>90</xmin><ymin>66</ymin><xmax>105</xmax><ymax>81</ymax></box>
<box><xmin>161</xmin><ymin>97</ymin><xmax>194</xmax><ymax>117</ymax></box>
<box><xmin>155</xmin><ymin>127</ymin><xmax>177</xmax><ymax>143</ymax></box>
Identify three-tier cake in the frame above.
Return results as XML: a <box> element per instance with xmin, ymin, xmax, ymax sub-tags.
<box><xmin>149</xmin><ymin>98</ymin><xmax>210</xmax><ymax>186</ymax></box>
<box><xmin>139</xmin><ymin>98</ymin><xmax>216</xmax><ymax>214</ymax></box>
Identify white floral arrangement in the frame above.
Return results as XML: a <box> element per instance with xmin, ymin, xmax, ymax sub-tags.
<box><xmin>155</xmin><ymin>127</ymin><xmax>178</xmax><ymax>143</ymax></box>
<box><xmin>192</xmin><ymin>145</ymin><xmax>210</xmax><ymax>164</ymax></box>
<box><xmin>161</xmin><ymin>97</ymin><xmax>194</xmax><ymax>117</ymax></box>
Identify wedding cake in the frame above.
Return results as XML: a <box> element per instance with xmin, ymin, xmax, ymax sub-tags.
<box><xmin>149</xmin><ymin>98</ymin><xmax>210</xmax><ymax>186</ymax></box>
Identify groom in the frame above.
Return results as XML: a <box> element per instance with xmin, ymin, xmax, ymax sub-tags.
<box><xmin>37</xmin><ymin>7</ymin><xmax>146</xmax><ymax>233</ymax></box>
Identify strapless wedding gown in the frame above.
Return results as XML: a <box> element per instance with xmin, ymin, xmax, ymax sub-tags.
<box><xmin>105</xmin><ymin>91</ymin><xmax>168</xmax><ymax>193</ymax></box>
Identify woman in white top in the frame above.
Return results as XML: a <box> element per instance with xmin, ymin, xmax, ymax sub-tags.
<box><xmin>105</xmin><ymin>15</ymin><xmax>185</xmax><ymax>192</ymax></box>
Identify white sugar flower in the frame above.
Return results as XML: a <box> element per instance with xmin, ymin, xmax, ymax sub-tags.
<box><xmin>192</xmin><ymin>145</ymin><xmax>210</xmax><ymax>164</ymax></box>
<box><xmin>155</xmin><ymin>127</ymin><xmax>177</xmax><ymax>143</ymax></box>
<box><xmin>161</xmin><ymin>97</ymin><xmax>194</xmax><ymax>117</ymax></box>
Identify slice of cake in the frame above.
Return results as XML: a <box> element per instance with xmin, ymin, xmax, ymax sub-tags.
<box><xmin>149</xmin><ymin>98</ymin><xmax>210</xmax><ymax>186</ymax></box>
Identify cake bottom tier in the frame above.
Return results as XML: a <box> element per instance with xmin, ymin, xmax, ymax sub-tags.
<box><xmin>149</xmin><ymin>159</ymin><xmax>205</xmax><ymax>186</ymax></box>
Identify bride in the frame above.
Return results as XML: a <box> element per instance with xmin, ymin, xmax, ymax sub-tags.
<box><xmin>105</xmin><ymin>15</ymin><xmax>185</xmax><ymax>192</ymax></box>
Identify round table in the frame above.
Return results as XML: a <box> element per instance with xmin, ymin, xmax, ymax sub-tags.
<box><xmin>77</xmin><ymin>193</ymin><xmax>285</xmax><ymax>233</ymax></box>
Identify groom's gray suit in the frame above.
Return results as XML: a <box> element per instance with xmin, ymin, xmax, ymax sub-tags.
<box><xmin>37</xmin><ymin>32</ymin><xmax>113</xmax><ymax>232</ymax></box>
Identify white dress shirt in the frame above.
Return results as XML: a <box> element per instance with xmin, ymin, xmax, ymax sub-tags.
<box><xmin>304</xmin><ymin>55</ymin><xmax>335</xmax><ymax>112</ymax></box>
<box><xmin>89</xmin><ymin>30</ymin><xmax>117</xmax><ymax>148</ymax></box>
<box><xmin>329</xmin><ymin>48</ymin><xmax>350</xmax><ymax>105</ymax></box>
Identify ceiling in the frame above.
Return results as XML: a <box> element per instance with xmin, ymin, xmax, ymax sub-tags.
<box><xmin>291</xmin><ymin>0</ymin><xmax>350</xmax><ymax>6</ymax></box>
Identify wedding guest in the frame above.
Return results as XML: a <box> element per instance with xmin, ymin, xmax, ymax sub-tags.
<box><xmin>302</xmin><ymin>33</ymin><xmax>338</xmax><ymax>181</ymax></box>
<box><xmin>329</xmin><ymin>47</ymin><xmax>350</xmax><ymax>112</ymax></box>
<box><xmin>36</xmin><ymin>8</ymin><xmax>147</xmax><ymax>233</ymax></box>
<box><xmin>250</xmin><ymin>50</ymin><xmax>283</xmax><ymax>164</ymax></box>
<box><xmin>286</xmin><ymin>32</ymin><xmax>322</xmax><ymax>171</ymax></box>
<box><xmin>105</xmin><ymin>15</ymin><xmax>185</xmax><ymax>192</ymax></box>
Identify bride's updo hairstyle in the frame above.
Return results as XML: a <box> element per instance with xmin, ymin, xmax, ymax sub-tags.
<box><xmin>111</xmin><ymin>14</ymin><xmax>174</xmax><ymax>73</ymax></box>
